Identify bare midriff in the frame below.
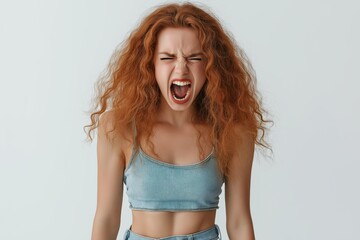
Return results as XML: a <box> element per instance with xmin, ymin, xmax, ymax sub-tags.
<box><xmin>129</xmin><ymin>209</ymin><xmax>216</xmax><ymax>238</ymax></box>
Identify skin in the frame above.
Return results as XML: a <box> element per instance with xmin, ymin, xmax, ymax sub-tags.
<box><xmin>154</xmin><ymin>27</ymin><xmax>207</xmax><ymax>119</ymax></box>
<box><xmin>91</xmin><ymin>27</ymin><xmax>255</xmax><ymax>239</ymax></box>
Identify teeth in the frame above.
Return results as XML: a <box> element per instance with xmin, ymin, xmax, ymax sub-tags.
<box><xmin>172</xmin><ymin>81</ymin><xmax>191</xmax><ymax>86</ymax></box>
<box><xmin>173</xmin><ymin>91</ymin><xmax>189</xmax><ymax>100</ymax></box>
<box><xmin>172</xmin><ymin>88</ymin><xmax>191</xmax><ymax>101</ymax></box>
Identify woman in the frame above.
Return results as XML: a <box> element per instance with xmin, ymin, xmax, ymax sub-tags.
<box><xmin>84</xmin><ymin>2</ymin><xmax>273</xmax><ymax>240</ymax></box>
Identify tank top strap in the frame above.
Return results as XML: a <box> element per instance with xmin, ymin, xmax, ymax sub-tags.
<box><xmin>127</xmin><ymin>119</ymin><xmax>138</xmax><ymax>169</ymax></box>
<box><xmin>132</xmin><ymin>119</ymin><xmax>137</xmax><ymax>144</ymax></box>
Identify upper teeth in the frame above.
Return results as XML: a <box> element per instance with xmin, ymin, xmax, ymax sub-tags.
<box><xmin>172</xmin><ymin>81</ymin><xmax>191</xmax><ymax>86</ymax></box>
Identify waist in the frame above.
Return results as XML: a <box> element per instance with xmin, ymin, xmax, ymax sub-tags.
<box><xmin>130</xmin><ymin>209</ymin><xmax>216</xmax><ymax>237</ymax></box>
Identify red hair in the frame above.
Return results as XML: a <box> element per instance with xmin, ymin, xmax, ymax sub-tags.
<box><xmin>83</xmin><ymin>2</ymin><xmax>273</xmax><ymax>179</ymax></box>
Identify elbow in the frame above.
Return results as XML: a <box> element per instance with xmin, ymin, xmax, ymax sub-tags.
<box><xmin>91</xmin><ymin>214</ymin><xmax>120</xmax><ymax>240</ymax></box>
<box><xmin>226</xmin><ymin>218</ymin><xmax>255</xmax><ymax>240</ymax></box>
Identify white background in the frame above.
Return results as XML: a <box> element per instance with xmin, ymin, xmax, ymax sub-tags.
<box><xmin>0</xmin><ymin>0</ymin><xmax>359</xmax><ymax>239</ymax></box>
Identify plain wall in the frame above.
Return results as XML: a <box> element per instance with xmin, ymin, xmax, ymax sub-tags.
<box><xmin>0</xmin><ymin>0</ymin><xmax>359</xmax><ymax>239</ymax></box>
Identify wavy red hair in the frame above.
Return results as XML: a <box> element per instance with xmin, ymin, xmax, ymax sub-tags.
<box><xmin>83</xmin><ymin>2</ymin><xmax>273</xmax><ymax>179</ymax></box>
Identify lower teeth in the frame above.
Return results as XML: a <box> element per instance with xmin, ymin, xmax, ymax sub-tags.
<box><xmin>173</xmin><ymin>91</ymin><xmax>189</xmax><ymax>101</ymax></box>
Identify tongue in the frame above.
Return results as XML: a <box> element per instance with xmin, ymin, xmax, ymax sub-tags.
<box><xmin>172</xmin><ymin>85</ymin><xmax>189</xmax><ymax>99</ymax></box>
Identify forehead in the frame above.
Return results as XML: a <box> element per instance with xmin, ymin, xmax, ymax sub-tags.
<box><xmin>155</xmin><ymin>27</ymin><xmax>201</xmax><ymax>54</ymax></box>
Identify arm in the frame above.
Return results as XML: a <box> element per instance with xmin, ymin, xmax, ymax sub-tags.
<box><xmin>91</xmin><ymin>112</ymin><xmax>126</xmax><ymax>240</ymax></box>
<box><xmin>225</xmin><ymin>125</ymin><xmax>256</xmax><ymax>240</ymax></box>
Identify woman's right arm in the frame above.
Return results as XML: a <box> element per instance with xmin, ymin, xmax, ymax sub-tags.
<box><xmin>91</xmin><ymin>112</ymin><xmax>126</xmax><ymax>240</ymax></box>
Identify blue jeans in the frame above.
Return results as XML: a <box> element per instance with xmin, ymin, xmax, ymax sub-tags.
<box><xmin>123</xmin><ymin>224</ymin><xmax>222</xmax><ymax>240</ymax></box>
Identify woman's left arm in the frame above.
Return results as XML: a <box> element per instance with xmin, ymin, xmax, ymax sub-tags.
<box><xmin>225</xmin><ymin>125</ymin><xmax>256</xmax><ymax>240</ymax></box>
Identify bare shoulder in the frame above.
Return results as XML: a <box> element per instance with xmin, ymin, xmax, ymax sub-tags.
<box><xmin>98</xmin><ymin>110</ymin><xmax>134</xmax><ymax>170</ymax></box>
<box><xmin>233</xmin><ymin>122</ymin><xmax>253</xmax><ymax>140</ymax></box>
<box><xmin>228</xmin><ymin>123</ymin><xmax>255</xmax><ymax>178</ymax></box>
<box><xmin>98</xmin><ymin>110</ymin><xmax>133</xmax><ymax>148</ymax></box>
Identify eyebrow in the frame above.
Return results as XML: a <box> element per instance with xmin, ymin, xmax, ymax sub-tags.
<box><xmin>158</xmin><ymin>52</ymin><xmax>204</xmax><ymax>57</ymax></box>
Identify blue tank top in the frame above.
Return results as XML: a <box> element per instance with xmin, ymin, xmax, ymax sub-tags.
<box><xmin>123</xmin><ymin>143</ymin><xmax>225</xmax><ymax>211</ymax></box>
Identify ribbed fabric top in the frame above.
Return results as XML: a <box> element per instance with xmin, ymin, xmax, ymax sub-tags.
<box><xmin>123</xmin><ymin>146</ymin><xmax>225</xmax><ymax>212</ymax></box>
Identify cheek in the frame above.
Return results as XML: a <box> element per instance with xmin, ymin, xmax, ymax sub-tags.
<box><xmin>155</xmin><ymin>66</ymin><xmax>170</xmax><ymax>91</ymax></box>
<box><xmin>155</xmin><ymin>64</ymin><xmax>171</xmax><ymax>81</ymax></box>
<box><xmin>193</xmin><ymin>65</ymin><xmax>206</xmax><ymax>92</ymax></box>
<box><xmin>193</xmin><ymin>62</ymin><xmax>205</xmax><ymax>74</ymax></box>
<box><xmin>196</xmin><ymin>79</ymin><xmax>207</xmax><ymax>93</ymax></box>
<box><xmin>193</xmin><ymin>65</ymin><xmax>206</xmax><ymax>82</ymax></box>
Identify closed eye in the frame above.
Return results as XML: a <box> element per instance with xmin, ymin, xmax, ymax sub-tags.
<box><xmin>188</xmin><ymin>58</ymin><xmax>202</xmax><ymax>61</ymax></box>
<box><xmin>160</xmin><ymin>57</ymin><xmax>174</xmax><ymax>60</ymax></box>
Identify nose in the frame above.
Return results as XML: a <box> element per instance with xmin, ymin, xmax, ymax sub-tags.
<box><xmin>174</xmin><ymin>57</ymin><xmax>189</xmax><ymax>75</ymax></box>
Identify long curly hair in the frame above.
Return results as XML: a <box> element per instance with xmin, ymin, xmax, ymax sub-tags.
<box><xmin>83</xmin><ymin>2</ymin><xmax>273</xmax><ymax>180</ymax></box>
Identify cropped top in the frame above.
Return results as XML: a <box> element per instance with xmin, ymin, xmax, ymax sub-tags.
<box><xmin>123</xmin><ymin>145</ymin><xmax>225</xmax><ymax>212</ymax></box>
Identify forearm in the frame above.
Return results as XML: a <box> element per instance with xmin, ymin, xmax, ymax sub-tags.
<box><xmin>91</xmin><ymin>216</ymin><xmax>120</xmax><ymax>240</ymax></box>
<box><xmin>227</xmin><ymin>222</ymin><xmax>255</xmax><ymax>240</ymax></box>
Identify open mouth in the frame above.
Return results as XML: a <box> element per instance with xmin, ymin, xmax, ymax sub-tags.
<box><xmin>170</xmin><ymin>80</ymin><xmax>191</xmax><ymax>103</ymax></box>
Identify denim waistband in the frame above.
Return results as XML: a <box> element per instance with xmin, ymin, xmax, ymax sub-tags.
<box><xmin>123</xmin><ymin>224</ymin><xmax>222</xmax><ymax>240</ymax></box>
